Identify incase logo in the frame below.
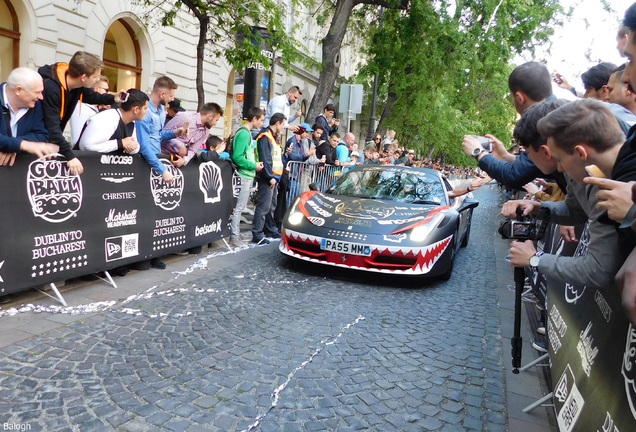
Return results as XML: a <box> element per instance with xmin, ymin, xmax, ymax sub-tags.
<box><xmin>100</xmin><ymin>155</ymin><xmax>133</xmax><ymax>165</ymax></box>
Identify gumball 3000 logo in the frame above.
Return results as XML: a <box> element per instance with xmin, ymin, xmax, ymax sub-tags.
<box><xmin>27</xmin><ymin>158</ymin><xmax>82</xmax><ymax>223</ymax></box>
<box><xmin>150</xmin><ymin>162</ymin><xmax>184</xmax><ymax>210</ymax></box>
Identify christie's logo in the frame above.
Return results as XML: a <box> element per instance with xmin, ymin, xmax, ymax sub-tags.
<box><xmin>199</xmin><ymin>162</ymin><xmax>223</xmax><ymax>203</ymax></box>
<box><xmin>27</xmin><ymin>157</ymin><xmax>82</xmax><ymax>223</ymax></box>
<box><xmin>102</xmin><ymin>192</ymin><xmax>136</xmax><ymax>201</ymax></box>
<box><xmin>195</xmin><ymin>220</ymin><xmax>222</xmax><ymax>236</ymax></box>
<box><xmin>101</xmin><ymin>154</ymin><xmax>133</xmax><ymax>165</ymax></box>
<box><xmin>151</xmin><ymin>162</ymin><xmax>184</xmax><ymax>210</ymax></box>
<box><xmin>105</xmin><ymin>209</ymin><xmax>137</xmax><ymax>228</ymax></box>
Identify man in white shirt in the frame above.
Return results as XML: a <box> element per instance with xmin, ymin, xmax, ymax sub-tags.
<box><xmin>77</xmin><ymin>89</ymin><xmax>148</xmax><ymax>154</ymax></box>
<box><xmin>264</xmin><ymin>85</ymin><xmax>302</xmax><ymax>127</ymax></box>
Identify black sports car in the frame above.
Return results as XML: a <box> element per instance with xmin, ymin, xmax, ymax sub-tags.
<box><xmin>279</xmin><ymin>165</ymin><xmax>478</xmax><ymax>279</ymax></box>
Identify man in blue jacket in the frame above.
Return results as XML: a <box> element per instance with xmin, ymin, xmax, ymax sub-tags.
<box><xmin>0</xmin><ymin>67</ymin><xmax>58</xmax><ymax>166</ymax></box>
<box><xmin>461</xmin><ymin>62</ymin><xmax>554</xmax><ymax>190</ymax></box>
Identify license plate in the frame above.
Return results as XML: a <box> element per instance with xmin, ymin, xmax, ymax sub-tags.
<box><xmin>320</xmin><ymin>239</ymin><xmax>372</xmax><ymax>256</ymax></box>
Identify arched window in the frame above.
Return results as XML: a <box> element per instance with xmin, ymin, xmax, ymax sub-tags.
<box><xmin>102</xmin><ymin>19</ymin><xmax>141</xmax><ymax>91</ymax></box>
<box><xmin>0</xmin><ymin>0</ymin><xmax>19</xmax><ymax>82</ymax></box>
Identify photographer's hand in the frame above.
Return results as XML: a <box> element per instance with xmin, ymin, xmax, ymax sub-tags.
<box><xmin>462</xmin><ymin>135</ymin><xmax>482</xmax><ymax>158</ymax></box>
<box><xmin>584</xmin><ymin>177</ymin><xmax>636</xmax><ymax>223</ymax></box>
<box><xmin>501</xmin><ymin>199</ymin><xmax>541</xmax><ymax>218</ymax></box>
<box><xmin>487</xmin><ymin>135</ymin><xmax>515</xmax><ymax>162</ymax></box>
<box><xmin>509</xmin><ymin>240</ymin><xmax>537</xmax><ymax>267</ymax></box>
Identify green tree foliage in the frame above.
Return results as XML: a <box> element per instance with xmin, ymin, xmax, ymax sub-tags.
<box><xmin>138</xmin><ymin>0</ymin><xmax>303</xmax><ymax>108</ymax></box>
<box><xmin>359</xmin><ymin>0</ymin><xmax>564</xmax><ymax>165</ymax></box>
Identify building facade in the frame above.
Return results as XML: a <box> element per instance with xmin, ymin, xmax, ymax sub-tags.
<box><xmin>0</xmin><ymin>0</ymin><xmax>362</xmax><ymax>138</ymax></box>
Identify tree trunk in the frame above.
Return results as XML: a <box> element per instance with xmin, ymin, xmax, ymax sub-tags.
<box><xmin>306</xmin><ymin>0</ymin><xmax>357</xmax><ymax>122</ymax></box>
<box><xmin>195</xmin><ymin>14</ymin><xmax>209</xmax><ymax>111</ymax></box>
<box><xmin>375</xmin><ymin>90</ymin><xmax>397</xmax><ymax>135</ymax></box>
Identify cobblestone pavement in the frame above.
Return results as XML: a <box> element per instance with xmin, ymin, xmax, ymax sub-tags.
<box><xmin>0</xmin><ymin>187</ymin><xmax>548</xmax><ymax>431</ymax></box>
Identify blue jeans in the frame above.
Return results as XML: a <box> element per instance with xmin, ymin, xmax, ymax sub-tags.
<box><xmin>251</xmin><ymin>177</ymin><xmax>279</xmax><ymax>240</ymax></box>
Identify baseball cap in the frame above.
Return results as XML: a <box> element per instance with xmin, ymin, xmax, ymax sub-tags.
<box><xmin>168</xmin><ymin>98</ymin><xmax>185</xmax><ymax>112</ymax></box>
<box><xmin>351</xmin><ymin>151</ymin><xmax>360</xmax><ymax>157</ymax></box>
<box><xmin>300</xmin><ymin>122</ymin><xmax>314</xmax><ymax>132</ymax></box>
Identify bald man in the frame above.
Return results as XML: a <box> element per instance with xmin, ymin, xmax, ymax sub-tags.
<box><xmin>0</xmin><ymin>67</ymin><xmax>58</xmax><ymax>166</ymax></box>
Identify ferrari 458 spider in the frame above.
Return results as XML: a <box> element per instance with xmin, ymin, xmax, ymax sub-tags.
<box><xmin>279</xmin><ymin>165</ymin><xmax>479</xmax><ymax>279</ymax></box>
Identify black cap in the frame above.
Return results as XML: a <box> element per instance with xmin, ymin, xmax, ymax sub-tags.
<box><xmin>168</xmin><ymin>98</ymin><xmax>185</xmax><ymax>112</ymax></box>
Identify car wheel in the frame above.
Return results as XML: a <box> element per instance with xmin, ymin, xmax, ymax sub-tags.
<box><xmin>460</xmin><ymin>211</ymin><xmax>473</xmax><ymax>248</ymax></box>
<box><xmin>439</xmin><ymin>253</ymin><xmax>454</xmax><ymax>280</ymax></box>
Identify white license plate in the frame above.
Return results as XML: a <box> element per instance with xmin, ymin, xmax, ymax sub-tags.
<box><xmin>320</xmin><ymin>239</ymin><xmax>372</xmax><ymax>256</ymax></box>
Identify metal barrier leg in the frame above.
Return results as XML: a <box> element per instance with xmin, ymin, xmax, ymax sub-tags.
<box><xmin>519</xmin><ymin>353</ymin><xmax>550</xmax><ymax>372</ymax></box>
<box><xmin>35</xmin><ymin>282</ymin><xmax>68</xmax><ymax>306</ymax></box>
<box><xmin>522</xmin><ymin>392</ymin><xmax>554</xmax><ymax>413</ymax></box>
<box><xmin>94</xmin><ymin>270</ymin><xmax>118</xmax><ymax>289</ymax></box>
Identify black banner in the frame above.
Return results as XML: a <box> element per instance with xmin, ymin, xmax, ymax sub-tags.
<box><xmin>530</xmin><ymin>222</ymin><xmax>636</xmax><ymax>431</ymax></box>
<box><xmin>0</xmin><ymin>152</ymin><xmax>236</xmax><ymax>296</ymax></box>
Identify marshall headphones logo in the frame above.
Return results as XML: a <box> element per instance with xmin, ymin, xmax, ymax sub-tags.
<box><xmin>199</xmin><ymin>162</ymin><xmax>223</xmax><ymax>203</ymax></box>
<box><xmin>151</xmin><ymin>161</ymin><xmax>184</xmax><ymax>210</ymax></box>
<box><xmin>27</xmin><ymin>157</ymin><xmax>82</xmax><ymax>223</ymax></box>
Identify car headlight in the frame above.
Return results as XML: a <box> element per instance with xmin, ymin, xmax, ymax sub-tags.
<box><xmin>288</xmin><ymin>211</ymin><xmax>304</xmax><ymax>225</ymax></box>
<box><xmin>409</xmin><ymin>213</ymin><xmax>444</xmax><ymax>242</ymax></box>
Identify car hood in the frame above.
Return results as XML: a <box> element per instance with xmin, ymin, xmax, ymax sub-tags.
<box><xmin>292</xmin><ymin>191</ymin><xmax>451</xmax><ymax>235</ymax></box>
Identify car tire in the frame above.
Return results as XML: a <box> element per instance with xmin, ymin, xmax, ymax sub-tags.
<box><xmin>439</xmin><ymin>254</ymin><xmax>454</xmax><ymax>280</ymax></box>
<box><xmin>460</xmin><ymin>211</ymin><xmax>473</xmax><ymax>248</ymax></box>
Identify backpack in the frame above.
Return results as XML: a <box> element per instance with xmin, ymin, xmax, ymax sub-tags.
<box><xmin>227</xmin><ymin>126</ymin><xmax>250</xmax><ymax>158</ymax></box>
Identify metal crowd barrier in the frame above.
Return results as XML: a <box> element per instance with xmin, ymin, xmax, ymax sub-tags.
<box><xmin>285</xmin><ymin>161</ymin><xmax>342</xmax><ymax>206</ymax></box>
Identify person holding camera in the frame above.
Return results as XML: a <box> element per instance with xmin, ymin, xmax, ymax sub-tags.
<box><xmin>502</xmin><ymin>98</ymin><xmax>628</xmax><ymax>291</ymax></box>
<box><xmin>462</xmin><ymin>62</ymin><xmax>554</xmax><ymax>190</ymax></box>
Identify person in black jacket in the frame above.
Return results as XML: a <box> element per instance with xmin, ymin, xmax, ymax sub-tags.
<box><xmin>0</xmin><ymin>67</ymin><xmax>58</xmax><ymax>166</ymax></box>
<box><xmin>316</xmin><ymin>133</ymin><xmax>339</xmax><ymax>165</ymax></box>
<box><xmin>38</xmin><ymin>51</ymin><xmax>125</xmax><ymax>175</ymax></box>
<box><xmin>314</xmin><ymin>104</ymin><xmax>340</xmax><ymax>142</ymax></box>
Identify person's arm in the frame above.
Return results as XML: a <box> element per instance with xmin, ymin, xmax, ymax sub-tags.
<box><xmin>477</xmin><ymin>152</ymin><xmax>544</xmax><ymax>189</ymax></box>
<box><xmin>81</xmin><ymin>87</ymin><xmax>116</xmax><ymax>106</ymax></box>
<box><xmin>136</xmin><ymin>120</ymin><xmax>166</xmax><ymax>175</ymax></box>
<box><xmin>41</xmin><ymin>80</ymin><xmax>74</xmax><ymax>159</ymax></box>
<box><xmin>538</xmin><ymin>216</ymin><xmax>623</xmax><ymax>289</ymax></box>
<box><xmin>257</xmin><ymin>136</ymin><xmax>274</xmax><ymax>180</ymax></box>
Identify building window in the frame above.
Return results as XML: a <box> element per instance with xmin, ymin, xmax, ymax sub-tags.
<box><xmin>102</xmin><ymin>19</ymin><xmax>141</xmax><ymax>91</ymax></box>
<box><xmin>0</xmin><ymin>0</ymin><xmax>19</xmax><ymax>82</ymax></box>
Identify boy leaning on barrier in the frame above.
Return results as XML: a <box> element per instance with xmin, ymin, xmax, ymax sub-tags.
<box><xmin>501</xmin><ymin>99</ymin><xmax>624</xmax><ymax>291</ymax></box>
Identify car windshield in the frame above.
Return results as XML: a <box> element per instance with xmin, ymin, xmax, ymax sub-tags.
<box><xmin>327</xmin><ymin>167</ymin><xmax>446</xmax><ymax>205</ymax></box>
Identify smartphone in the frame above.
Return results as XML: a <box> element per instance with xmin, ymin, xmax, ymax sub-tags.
<box><xmin>584</xmin><ymin>164</ymin><xmax>605</xmax><ymax>178</ymax></box>
<box><xmin>182</xmin><ymin>121</ymin><xmax>190</xmax><ymax>136</ymax></box>
<box><xmin>118</xmin><ymin>90</ymin><xmax>129</xmax><ymax>103</ymax></box>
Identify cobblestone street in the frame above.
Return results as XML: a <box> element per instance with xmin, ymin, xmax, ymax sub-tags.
<box><xmin>0</xmin><ymin>187</ymin><xmax>555</xmax><ymax>431</ymax></box>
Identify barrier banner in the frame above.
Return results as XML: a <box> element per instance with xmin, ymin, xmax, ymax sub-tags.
<box><xmin>0</xmin><ymin>152</ymin><xmax>236</xmax><ymax>296</ymax></box>
<box><xmin>537</xmin><ymin>221</ymin><xmax>636</xmax><ymax>431</ymax></box>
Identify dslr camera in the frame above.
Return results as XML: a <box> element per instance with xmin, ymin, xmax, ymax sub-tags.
<box><xmin>498</xmin><ymin>208</ymin><xmax>550</xmax><ymax>241</ymax></box>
